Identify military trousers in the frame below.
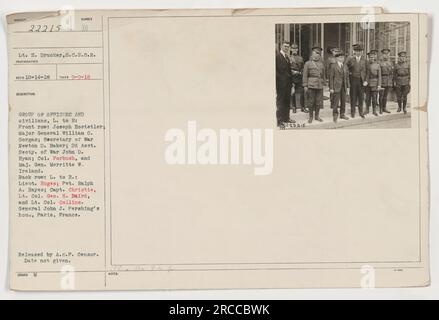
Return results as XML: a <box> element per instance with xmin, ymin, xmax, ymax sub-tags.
<box><xmin>395</xmin><ymin>85</ymin><xmax>411</xmax><ymax>103</ymax></box>
<box><xmin>305</xmin><ymin>88</ymin><xmax>323</xmax><ymax>112</ymax></box>
<box><xmin>368</xmin><ymin>89</ymin><xmax>379</xmax><ymax>112</ymax></box>
<box><xmin>379</xmin><ymin>86</ymin><xmax>391</xmax><ymax>111</ymax></box>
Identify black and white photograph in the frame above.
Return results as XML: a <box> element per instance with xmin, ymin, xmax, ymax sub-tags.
<box><xmin>1</xmin><ymin>0</ymin><xmax>438</xmax><ymax>302</ymax></box>
<box><xmin>275</xmin><ymin>22</ymin><xmax>411</xmax><ymax>129</ymax></box>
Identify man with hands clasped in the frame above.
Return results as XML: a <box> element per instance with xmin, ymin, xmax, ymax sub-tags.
<box><xmin>346</xmin><ymin>43</ymin><xmax>368</xmax><ymax>119</ymax></box>
<box><xmin>329</xmin><ymin>50</ymin><xmax>350</xmax><ymax>123</ymax></box>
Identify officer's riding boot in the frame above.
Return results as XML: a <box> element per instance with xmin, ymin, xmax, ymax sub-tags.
<box><xmin>383</xmin><ymin>94</ymin><xmax>391</xmax><ymax>113</ymax></box>
<box><xmin>308</xmin><ymin>109</ymin><xmax>314</xmax><ymax>124</ymax></box>
<box><xmin>372</xmin><ymin>96</ymin><xmax>378</xmax><ymax>116</ymax></box>
<box><xmin>333</xmin><ymin>113</ymin><xmax>338</xmax><ymax>123</ymax></box>
<box><xmin>380</xmin><ymin>94</ymin><xmax>385</xmax><ymax>113</ymax></box>
<box><xmin>403</xmin><ymin>99</ymin><xmax>408</xmax><ymax>114</ymax></box>
<box><xmin>397</xmin><ymin>101</ymin><xmax>402</xmax><ymax>113</ymax></box>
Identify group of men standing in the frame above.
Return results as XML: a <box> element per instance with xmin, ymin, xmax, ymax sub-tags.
<box><xmin>275</xmin><ymin>42</ymin><xmax>411</xmax><ymax>128</ymax></box>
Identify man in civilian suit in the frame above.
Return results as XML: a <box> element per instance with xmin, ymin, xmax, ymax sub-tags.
<box><xmin>329</xmin><ymin>50</ymin><xmax>350</xmax><ymax>123</ymax></box>
<box><xmin>346</xmin><ymin>43</ymin><xmax>368</xmax><ymax>118</ymax></box>
<box><xmin>276</xmin><ymin>41</ymin><xmax>295</xmax><ymax>129</ymax></box>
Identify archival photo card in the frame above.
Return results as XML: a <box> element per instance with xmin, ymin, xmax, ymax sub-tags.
<box><xmin>7</xmin><ymin>8</ymin><xmax>430</xmax><ymax>291</ymax></box>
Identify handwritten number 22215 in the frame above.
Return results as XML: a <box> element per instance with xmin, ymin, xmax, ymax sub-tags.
<box><xmin>29</xmin><ymin>25</ymin><xmax>62</xmax><ymax>32</ymax></box>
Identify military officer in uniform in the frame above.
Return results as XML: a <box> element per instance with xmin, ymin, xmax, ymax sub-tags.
<box><xmin>329</xmin><ymin>50</ymin><xmax>350</xmax><ymax>123</ymax></box>
<box><xmin>365</xmin><ymin>50</ymin><xmax>382</xmax><ymax>116</ymax></box>
<box><xmin>303</xmin><ymin>50</ymin><xmax>325</xmax><ymax>123</ymax></box>
<box><xmin>310</xmin><ymin>44</ymin><xmax>326</xmax><ymax>110</ymax></box>
<box><xmin>312</xmin><ymin>43</ymin><xmax>323</xmax><ymax>57</ymax></box>
<box><xmin>394</xmin><ymin>51</ymin><xmax>410</xmax><ymax>114</ymax></box>
<box><xmin>289</xmin><ymin>43</ymin><xmax>307</xmax><ymax>113</ymax></box>
<box><xmin>346</xmin><ymin>43</ymin><xmax>367</xmax><ymax>118</ymax></box>
<box><xmin>379</xmin><ymin>49</ymin><xmax>393</xmax><ymax>114</ymax></box>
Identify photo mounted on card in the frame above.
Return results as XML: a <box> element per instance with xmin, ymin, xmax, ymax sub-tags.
<box><xmin>275</xmin><ymin>22</ymin><xmax>412</xmax><ymax>130</ymax></box>
<box><xmin>7</xmin><ymin>8</ymin><xmax>430</xmax><ymax>291</ymax></box>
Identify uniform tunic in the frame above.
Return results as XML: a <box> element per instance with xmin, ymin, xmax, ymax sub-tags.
<box><xmin>302</xmin><ymin>60</ymin><xmax>325</xmax><ymax>89</ymax></box>
<box><xmin>380</xmin><ymin>60</ymin><xmax>394</xmax><ymax>87</ymax></box>
<box><xmin>394</xmin><ymin>61</ymin><xmax>411</xmax><ymax>104</ymax></box>
<box><xmin>303</xmin><ymin>60</ymin><xmax>325</xmax><ymax>111</ymax></box>
<box><xmin>394</xmin><ymin>62</ymin><xmax>410</xmax><ymax>86</ymax></box>
<box><xmin>366</xmin><ymin>61</ymin><xmax>382</xmax><ymax>91</ymax></box>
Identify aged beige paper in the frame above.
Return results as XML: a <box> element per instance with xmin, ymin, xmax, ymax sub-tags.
<box><xmin>7</xmin><ymin>8</ymin><xmax>429</xmax><ymax>291</ymax></box>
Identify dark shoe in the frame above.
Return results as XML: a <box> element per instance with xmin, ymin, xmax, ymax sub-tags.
<box><xmin>340</xmin><ymin>115</ymin><xmax>349</xmax><ymax>120</ymax></box>
<box><xmin>308</xmin><ymin>118</ymin><xmax>313</xmax><ymax>124</ymax></box>
<box><xmin>373</xmin><ymin>112</ymin><xmax>379</xmax><ymax>117</ymax></box>
<box><xmin>383</xmin><ymin>109</ymin><xmax>391</xmax><ymax>113</ymax></box>
<box><xmin>360</xmin><ymin>114</ymin><xmax>365</xmax><ymax>119</ymax></box>
<box><xmin>301</xmin><ymin>108</ymin><xmax>309</xmax><ymax>113</ymax></box>
<box><xmin>292</xmin><ymin>108</ymin><xmax>297</xmax><ymax>114</ymax></box>
<box><xmin>315</xmin><ymin>117</ymin><xmax>323</xmax><ymax>122</ymax></box>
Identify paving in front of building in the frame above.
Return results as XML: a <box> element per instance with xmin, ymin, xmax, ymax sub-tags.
<box><xmin>284</xmin><ymin>98</ymin><xmax>411</xmax><ymax>130</ymax></box>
